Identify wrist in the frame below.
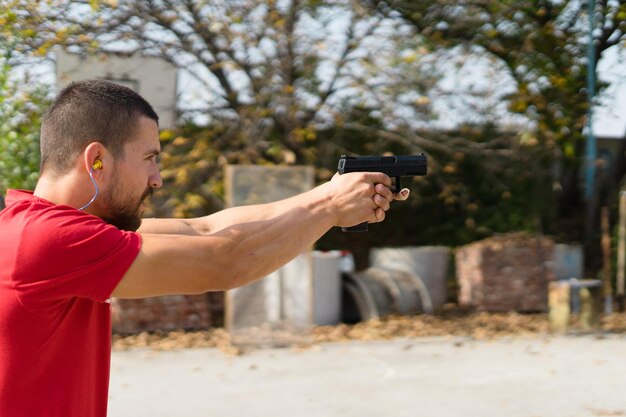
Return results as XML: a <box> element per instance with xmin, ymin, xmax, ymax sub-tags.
<box><xmin>310</xmin><ymin>182</ymin><xmax>340</xmax><ymax>228</ymax></box>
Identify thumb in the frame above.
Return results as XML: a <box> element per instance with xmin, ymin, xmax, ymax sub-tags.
<box><xmin>394</xmin><ymin>188</ymin><xmax>410</xmax><ymax>201</ymax></box>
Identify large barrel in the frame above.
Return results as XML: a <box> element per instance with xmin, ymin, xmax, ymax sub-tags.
<box><xmin>341</xmin><ymin>267</ymin><xmax>432</xmax><ymax>323</ymax></box>
<box><xmin>370</xmin><ymin>246</ymin><xmax>451</xmax><ymax>309</ymax></box>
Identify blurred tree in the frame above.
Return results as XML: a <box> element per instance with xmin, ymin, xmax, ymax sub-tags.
<box><xmin>8</xmin><ymin>0</ymin><xmax>562</xmax><ymax>249</ymax></box>
<box><xmin>48</xmin><ymin>0</ymin><xmax>448</xmax><ymax>216</ymax></box>
<box><xmin>367</xmin><ymin>0</ymin><xmax>626</xmax><ymax>240</ymax></box>
<box><xmin>56</xmin><ymin>0</ymin><xmax>438</xmax><ymax>160</ymax></box>
<box><xmin>0</xmin><ymin>63</ymin><xmax>49</xmax><ymax>196</ymax></box>
<box><xmin>0</xmin><ymin>1</ymin><xmax>53</xmax><ymax>196</ymax></box>
<box><xmin>369</xmin><ymin>0</ymin><xmax>625</xmax><ymax>156</ymax></box>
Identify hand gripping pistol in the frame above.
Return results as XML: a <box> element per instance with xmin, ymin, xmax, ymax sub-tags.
<box><xmin>337</xmin><ymin>154</ymin><xmax>427</xmax><ymax>232</ymax></box>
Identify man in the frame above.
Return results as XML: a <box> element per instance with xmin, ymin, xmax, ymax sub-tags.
<box><xmin>0</xmin><ymin>79</ymin><xmax>406</xmax><ymax>417</ymax></box>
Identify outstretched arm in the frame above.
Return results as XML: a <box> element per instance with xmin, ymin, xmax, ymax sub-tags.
<box><xmin>137</xmin><ymin>174</ymin><xmax>406</xmax><ymax>236</ymax></box>
<box><xmin>113</xmin><ymin>172</ymin><xmax>398</xmax><ymax>299</ymax></box>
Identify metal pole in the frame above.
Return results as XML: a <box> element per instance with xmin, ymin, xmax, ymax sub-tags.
<box><xmin>617</xmin><ymin>191</ymin><xmax>626</xmax><ymax>311</ymax></box>
<box><xmin>584</xmin><ymin>0</ymin><xmax>597</xmax><ymax>203</ymax></box>
<box><xmin>585</xmin><ymin>0</ymin><xmax>608</xmax><ymax>312</ymax></box>
<box><xmin>601</xmin><ymin>206</ymin><xmax>613</xmax><ymax>314</ymax></box>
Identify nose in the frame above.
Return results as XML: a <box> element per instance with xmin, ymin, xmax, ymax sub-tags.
<box><xmin>149</xmin><ymin>164</ymin><xmax>163</xmax><ymax>189</ymax></box>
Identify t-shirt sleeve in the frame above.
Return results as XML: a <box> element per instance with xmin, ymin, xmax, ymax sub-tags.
<box><xmin>13</xmin><ymin>208</ymin><xmax>142</xmax><ymax>306</ymax></box>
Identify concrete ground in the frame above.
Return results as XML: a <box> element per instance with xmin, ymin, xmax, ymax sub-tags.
<box><xmin>109</xmin><ymin>334</ymin><xmax>626</xmax><ymax>417</ymax></box>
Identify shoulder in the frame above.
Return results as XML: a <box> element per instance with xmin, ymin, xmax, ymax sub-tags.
<box><xmin>7</xmin><ymin>201</ymin><xmax>142</xmax><ymax>302</ymax></box>
<box><xmin>28</xmin><ymin>202</ymin><xmax>129</xmax><ymax>241</ymax></box>
<box><xmin>16</xmin><ymin>203</ymin><xmax>142</xmax><ymax>274</ymax></box>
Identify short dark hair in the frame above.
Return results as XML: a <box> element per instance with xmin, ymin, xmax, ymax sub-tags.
<box><xmin>40</xmin><ymin>79</ymin><xmax>159</xmax><ymax>175</ymax></box>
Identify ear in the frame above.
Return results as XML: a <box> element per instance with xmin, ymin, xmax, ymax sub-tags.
<box><xmin>82</xmin><ymin>142</ymin><xmax>107</xmax><ymax>174</ymax></box>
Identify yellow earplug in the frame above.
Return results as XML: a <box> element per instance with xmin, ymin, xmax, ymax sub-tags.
<box><xmin>92</xmin><ymin>160</ymin><xmax>103</xmax><ymax>170</ymax></box>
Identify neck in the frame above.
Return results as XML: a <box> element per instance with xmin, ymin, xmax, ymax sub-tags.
<box><xmin>34</xmin><ymin>171</ymin><xmax>94</xmax><ymax>210</ymax></box>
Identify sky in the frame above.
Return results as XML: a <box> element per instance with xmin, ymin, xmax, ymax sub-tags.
<box><xmin>593</xmin><ymin>45</ymin><xmax>626</xmax><ymax>138</ymax></box>
<box><xmin>424</xmin><ymin>44</ymin><xmax>626</xmax><ymax>138</ymax></box>
<box><xmin>32</xmin><ymin>19</ymin><xmax>626</xmax><ymax>141</ymax></box>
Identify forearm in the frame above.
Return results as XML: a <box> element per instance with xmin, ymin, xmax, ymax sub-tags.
<box><xmin>138</xmin><ymin>183</ymin><xmax>335</xmax><ymax>237</ymax></box>
<box><xmin>200</xmin><ymin>184</ymin><xmax>335</xmax><ymax>234</ymax></box>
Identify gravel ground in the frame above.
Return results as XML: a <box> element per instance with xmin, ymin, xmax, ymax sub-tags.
<box><xmin>108</xmin><ymin>309</ymin><xmax>626</xmax><ymax>417</ymax></box>
<box><xmin>111</xmin><ymin>308</ymin><xmax>626</xmax><ymax>355</ymax></box>
<box><xmin>109</xmin><ymin>333</ymin><xmax>626</xmax><ymax>417</ymax></box>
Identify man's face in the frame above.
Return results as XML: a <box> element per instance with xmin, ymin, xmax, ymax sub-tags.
<box><xmin>100</xmin><ymin>116</ymin><xmax>162</xmax><ymax>231</ymax></box>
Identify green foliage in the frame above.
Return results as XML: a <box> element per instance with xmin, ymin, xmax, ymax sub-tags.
<box><xmin>371</xmin><ymin>0</ymin><xmax>626</xmax><ymax>163</ymax></box>
<box><xmin>0</xmin><ymin>3</ymin><xmax>52</xmax><ymax>196</ymax></box>
<box><xmin>0</xmin><ymin>70</ymin><xmax>47</xmax><ymax>195</ymax></box>
<box><xmin>146</xmin><ymin>117</ymin><xmax>324</xmax><ymax>218</ymax></box>
<box><xmin>149</xmin><ymin>116</ymin><xmax>556</xmax><ymax>259</ymax></box>
<box><xmin>366</xmin><ymin>0</ymin><xmax>626</xmax><ymax>245</ymax></box>
<box><xmin>0</xmin><ymin>0</ymin><xmax>72</xmax><ymax>61</ymax></box>
<box><xmin>60</xmin><ymin>0</ymin><xmax>437</xmax><ymax>166</ymax></box>
<box><xmin>315</xmin><ymin>122</ymin><xmax>557</xmax><ymax>261</ymax></box>
<box><xmin>144</xmin><ymin>126</ymin><xmax>226</xmax><ymax>219</ymax></box>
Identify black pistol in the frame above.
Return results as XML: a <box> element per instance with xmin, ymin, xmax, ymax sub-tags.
<box><xmin>337</xmin><ymin>154</ymin><xmax>427</xmax><ymax>232</ymax></box>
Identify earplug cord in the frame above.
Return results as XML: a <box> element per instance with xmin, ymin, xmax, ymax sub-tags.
<box><xmin>78</xmin><ymin>167</ymin><xmax>99</xmax><ymax>211</ymax></box>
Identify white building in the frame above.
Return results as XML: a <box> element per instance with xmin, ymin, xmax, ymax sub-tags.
<box><xmin>55</xmin><ymin>49</ymin><xmax>178</xmax><ymax>129</ymax></box>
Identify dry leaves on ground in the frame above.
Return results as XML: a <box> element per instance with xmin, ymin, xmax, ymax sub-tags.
<box><xmin>112</xmin><ymin>307</ymin><xmax>626</xmax><ymax>355</ymax></box>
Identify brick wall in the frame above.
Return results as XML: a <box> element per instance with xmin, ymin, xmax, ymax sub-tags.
<box><xmin>456</xmin><ymin>233</ymin><xmax>555</xmax><ymax>312</ymax></box>
<box><xmin>111</xmin><ymin>292</ymin><xmax>224</xmax><ymax>334</ymax></box>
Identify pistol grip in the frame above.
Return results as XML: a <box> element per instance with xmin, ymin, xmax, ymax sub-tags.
<box><xmin>342</xmin><ymin>222</ymin><xmax>369</xmax><ymax>232</ymax></box>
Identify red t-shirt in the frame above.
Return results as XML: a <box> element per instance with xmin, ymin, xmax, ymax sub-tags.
<box><xmin>0</xmin><ymin>190</ymin><xmax>142</xmax><ymax>417</ymax></box>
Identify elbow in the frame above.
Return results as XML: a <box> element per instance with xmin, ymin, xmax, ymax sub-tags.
<box><xmin>219</xmin><ymin>268</ymin><xmax>262</xmax><ymax>291</ymax></box>
<box><xmin>196</xmin><ymin>231</ymin><xmax>272</xmax><ymax>292</ymax></box>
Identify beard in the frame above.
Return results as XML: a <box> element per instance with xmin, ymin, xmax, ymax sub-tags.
<box><xmin>101</xmin><ymin>176</ymin><xmax>154</xmax><ymax>231</ymax></box>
